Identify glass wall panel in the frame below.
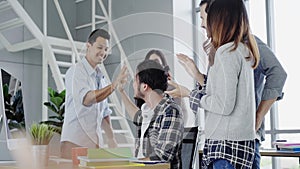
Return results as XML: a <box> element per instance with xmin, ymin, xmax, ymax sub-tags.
<box><xmin>248</xmin><ymin>0</ymin><xmax>267</xmax><ymax>42</ymax></box>
<box><xmin>273</xmin><ymin>1</ymin><xmax>300</xmax><ymax>129</ymax></box>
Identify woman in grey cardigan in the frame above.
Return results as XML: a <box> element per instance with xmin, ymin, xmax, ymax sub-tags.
<box><xmin>167</xmin><ymin>0</ymin><xmax>260</xmax><ymax>168</ymax></box>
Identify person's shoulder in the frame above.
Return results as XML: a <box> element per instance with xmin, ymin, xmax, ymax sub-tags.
<box><xmin>216</xmin><ymin>42</ymin><xmax>245</xmax><ymax>60</ymax></box>
<box><xmin>216</xmin><ymin>42</ymin><xmax>240</xmax><ymax>57</ymax></box>
<box><xmin>65</xmin><ymin>62</ymin><xmax>86</xmax><ymax>78</ymax></box>
<box><xmin>164</xmin><ymin>101</ymin><xmax>182</xmax><ymax>116</ymax></box>
<box><xmin>254</xmin><ymin>35</ymin><xmax>265</xmax><ymax>46</ymax></box>
<box><xmin>65</xmin><ymin>65</ymin><xmax>75</xmax><ymax>76</ymax></box>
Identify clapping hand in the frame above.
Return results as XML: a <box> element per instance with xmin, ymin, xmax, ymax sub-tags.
<box><xmin>113</xmin><ymin>65</ymin><xmax>128</xmax><ymax>91</ymax></box>
<box><xmin>177</xmin><ymin>53</ymin><xmax>204</xmax><ymax>85</ymax></box>
<box><xmin>165</xmin><ymin>80</ymin><xmax>190</xmax><ymax>98</ymax></box>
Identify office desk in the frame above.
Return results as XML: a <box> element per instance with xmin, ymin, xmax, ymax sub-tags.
<box><xmin>260</xmin><ymin>149</ymin><xmax>300</xmax><ymax>164</ymax></box>
<box><xmin>0</xmin><ymin>161</ymin><xmax>170</xmax><ymax>169</ymax></box>
<box><xmin>259</xmin><ymin>149</ymin><xmax>300</xmax><ymax>157</ymax></box>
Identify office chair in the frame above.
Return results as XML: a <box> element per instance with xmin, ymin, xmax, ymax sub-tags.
<box><xmin>181</xmin><ymin>126</ymin><xmax>199</xmax><ymax>169</ymax></box>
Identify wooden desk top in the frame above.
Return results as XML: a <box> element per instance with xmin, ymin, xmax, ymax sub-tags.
<box><xmin>259</xmin><ymin>149</ymin><xmax>300</xmax><ymax>157</ymax></box>
<box><xmin>199</xmin><ymin>149</ymin><xmax>300</xmax><ymax>157</ymax></box>
<box><xmin>0</xmin><ymin>161</ymin><xmax>170</xmax><ymax>169</ymax></box>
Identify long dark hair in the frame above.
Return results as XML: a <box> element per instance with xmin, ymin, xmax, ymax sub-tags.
<box><xmin>144</xmin><ymin>49</ymin><xmax>170</xmax><ymax>72</ymax></box>
<box><xmin>206</xmin><ymin>0</ymin><xmax>259</xmax><ymax>68</ymax></box>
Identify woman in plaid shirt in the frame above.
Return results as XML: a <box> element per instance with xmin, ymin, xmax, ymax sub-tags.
<box><xmin>167</xmin><ymin>0</ymin><xmax>260</xmax><ymax>168</ymax></box>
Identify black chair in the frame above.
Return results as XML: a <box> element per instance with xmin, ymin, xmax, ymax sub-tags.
<box><xmin>181</xmin><ymin>127</ymin><xmax>199</xmax><ymax>169</ymax></box>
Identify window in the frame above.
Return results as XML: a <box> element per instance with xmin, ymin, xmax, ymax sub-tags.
<box><xmin>248</xmin><ymin>0</ymin><xmax>267</xmax><ymax>43</ymax></box>
<box><xmin>248</xmin><ymin>0</ymin><xmax>300</xmax><ymax>168</ymax></box>
<box><xmin>273</xmin><ymin>0</ymin><xmax>300</xmax><ymax>130</ymax></box>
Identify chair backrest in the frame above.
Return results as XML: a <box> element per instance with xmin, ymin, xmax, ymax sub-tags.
<box><xmin>181</xmin><ymin>127</ymin><xmax>199</xmax><ymax>169</ymax></box>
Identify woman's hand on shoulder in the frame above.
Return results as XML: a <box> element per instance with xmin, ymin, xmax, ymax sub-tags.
<box><xmin>165</xmin><ymin>80</ymin><xmax>190</xmax><ymax>98</ymax></box>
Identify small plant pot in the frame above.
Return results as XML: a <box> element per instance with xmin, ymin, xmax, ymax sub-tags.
<box><xmin>32</xmin><ymin>145</ymin><xmax>49</xmax><ymax>168</ymax></box>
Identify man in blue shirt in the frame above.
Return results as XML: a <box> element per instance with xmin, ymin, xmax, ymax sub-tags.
<box><xmin>252</xmin><ymin>36</ymin><xmax>287</xmax><ymax>169</ymax></box>
<box><xmin>61</xmin><ymin>29</ymin><xmax>128</xmax><ymax>158</ymax></box>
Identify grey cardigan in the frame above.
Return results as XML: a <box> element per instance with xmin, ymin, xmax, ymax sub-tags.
<box><xmin>201</xmin><ymin>42</ymin><xmax>256</xmax><ymax>141</ymax></box>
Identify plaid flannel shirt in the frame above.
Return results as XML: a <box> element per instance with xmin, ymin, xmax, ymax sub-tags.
<box><xmin>189</xmin><ymin>75</ymin><xmax>207</xmax><ymax>114</ymax></box>
<box><xmin>133</xmin><ymin>94</ymin><xmax>184</xmax><ymax>169</ymax></box>
<box><xmin>202</xmin><ymin>139</ymin><xmax>255</xmax><ymax>169</ymax></box>
<box><xmin>189</xmin><ymin>75</ymin><xmax>255</xmax><ymax>168</ymax></box>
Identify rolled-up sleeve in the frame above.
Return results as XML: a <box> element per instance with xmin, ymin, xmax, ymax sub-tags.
<box><xmin>66</xmin><ymin>66</ymin><xmax>90</xmax><ymax>106</ymax></box>
<box><xmin>76</xmin><ymin>74</ymin><xmax>90</xmax><ymax>105</ymax></box>
<box><xmin>189</xmin><ymin>87</ymin><xmax>205</xmax><ymax>114</ymax></box>
<box><xmin>256</xmin><ymin>36</ymin><xmax>287</xmax><ymax>101</ymax></box>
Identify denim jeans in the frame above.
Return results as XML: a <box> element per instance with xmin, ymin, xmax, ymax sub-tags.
<box><xmin>252</xmin><ymin>139</ymin><xmax>261</xmax><ymax>169</ymax></box>
<box><xmin>208</xmin><ymin>159</ymin><xmax>235</xmax><ymax>169</ymax></box>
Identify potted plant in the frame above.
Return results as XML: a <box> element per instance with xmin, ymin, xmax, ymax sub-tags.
<box><xmin>30</xmin><ymin>123</ymin><xmax>55</xmax><ymax>145</ymax></box>
<box><xmin>29</xmin><ymin>123</ymin><xmax>55</xmax><ymax>167</ymax></box>
<box><xmin>41</xmin><ymin>87</ymin><xmax>65</xmax><ymax>134</ymax></box>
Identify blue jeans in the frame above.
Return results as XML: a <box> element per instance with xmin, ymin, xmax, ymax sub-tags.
<box><xmin>252</xmin><ymin>139</ymin><xmax>261</xmax><ymax>169</ymax></box>
<box><xmin>208</xmin><ymin>159</ymin><xmax>235</xmax><ymax>169</ymax></box>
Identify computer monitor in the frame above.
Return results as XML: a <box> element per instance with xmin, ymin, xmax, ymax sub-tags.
<box><xmin>0</xmin><ymin>68</ymin><xmax>27</xmax><ymax>150</ymax></box>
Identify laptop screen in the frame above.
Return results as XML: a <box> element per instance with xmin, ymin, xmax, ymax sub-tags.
<box><xmin>0</xmin><ymin>68</ymin><xmax>27</xmax><ymax>150</ymax></box>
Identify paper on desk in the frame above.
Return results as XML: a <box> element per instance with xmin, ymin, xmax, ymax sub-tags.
<box><xmin>129</xmin><ymin>159</ymin><xmax>166</xmax><ymax>164</ymax></box>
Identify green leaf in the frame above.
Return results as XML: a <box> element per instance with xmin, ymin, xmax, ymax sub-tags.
<box><xmin>50</xmin><ymin>97</ymin><xmax>63</xmax><ymax>108</ymax></box>
<box><xmin>43</xmin><ymin>102</ymin><xmax>58</xmax><ymax>114</ymax></box>
<box><xmin>48</xmin><ymin>116</ymin><xmax>62</xmax><ymax>121</ymax></box>
<box><xmin>58</xmin><ymin>90</ymin><xmax>66</xmax><ymax>99</ymax></box>
<box><xmin>43</xmin><ymin>87</ymin><xmax>65</xmax><ymax>135</ymax></box>
<box><xmin>48</xmin><ymin>87</ymin><xmax>55</xmax><ymax>97</ymax></box>
<box><xmin>58</xmin><ymin>105</ymin><xmax>65</xmax><ymax>116</ymax></box>
<box><xmin>40</xmin><ymin>120</ymin><xmax>63</xmax><ymax>127</ymax></box>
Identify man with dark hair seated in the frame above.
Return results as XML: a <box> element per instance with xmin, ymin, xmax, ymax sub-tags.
<box><xmin>131</xmin><ymin>60</ymin><xmax>184</xmax><ymax>169</ymax></box>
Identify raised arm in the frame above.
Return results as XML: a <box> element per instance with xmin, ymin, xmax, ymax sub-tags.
<box><xmin>177</xmin><ymin>53</ymin><xmax>205</xmax><ymax>85</ymax></box>
<box><xmin>83</xmin><ymin>66</ymin><xmax>128</xmax><ymax>106</ymax></box>
<box><xmin>118</xmin><ymin>89</ymin><xmax>140</xmax><ymax>120</ymax></box>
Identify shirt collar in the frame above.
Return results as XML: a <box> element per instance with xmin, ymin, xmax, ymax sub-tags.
<box><xmin>82</xmin><ymin>57</ymin><xmax>96</xmax><ymax>76</ymax></box>
<box><xmin>82</xmin><ymin>57</ymin><xmax>103</xmax><ymax>78</ymax></box>
<box><xmin>153</xmin><ymin>94</ymin><xmax>172</xmax><ymax>114</ymax></box>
